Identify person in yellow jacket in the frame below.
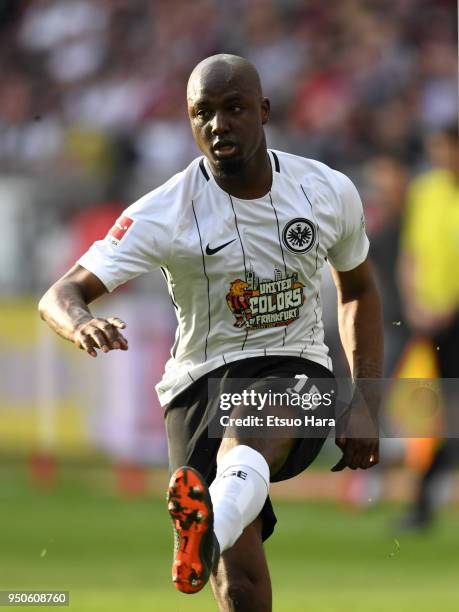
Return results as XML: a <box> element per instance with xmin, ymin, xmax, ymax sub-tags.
<box><xmin>398</xmin><ymin>124</ymin><xmax>459</xmax><ymax>529</ymax></box>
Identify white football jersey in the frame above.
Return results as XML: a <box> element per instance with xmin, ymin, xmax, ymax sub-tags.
<box><xmin>78</xmin><ymin>150</ymin><xmax>369</xmax><ymax>406</ymax></box>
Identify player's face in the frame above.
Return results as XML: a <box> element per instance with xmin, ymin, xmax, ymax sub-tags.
<box><xmin>187</xmin><ymin>76</ymin><xmax>269</xmax><ymax>176</ymax></box>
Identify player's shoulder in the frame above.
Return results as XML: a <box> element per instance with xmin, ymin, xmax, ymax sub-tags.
<box><xmin>126</xmin><ymin>156</ymin><xmax>208</xmax><ymax>216</ymax></box>
<box><xmin>272</xmin><ymin>149</ymin><xmax>357</xmax><ymax>199</ymax></box>
<box><xmin>272</xmin><ymin>148</ymin><xmax>331</xmax><ymax>176</ymax></box>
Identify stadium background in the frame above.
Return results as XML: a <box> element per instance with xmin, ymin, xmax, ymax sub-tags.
<box><xmin>0</xmin><ymin>1</ymin><xmax>457</xmax><ymax>610</ymax></box>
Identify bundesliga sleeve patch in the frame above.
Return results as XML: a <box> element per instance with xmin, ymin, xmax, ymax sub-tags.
<box><xmin>106</xmin><ymin>215</ymin><xmax>134</xmax><ymax>245</ymax></box>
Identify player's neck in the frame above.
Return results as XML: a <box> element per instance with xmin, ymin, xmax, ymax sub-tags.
<box><xmin>211</xmin><ymin>147</ymin><xmax>272</xmax><ymax>200</ymax></box>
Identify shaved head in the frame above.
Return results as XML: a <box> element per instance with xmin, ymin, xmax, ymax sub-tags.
<box><xmin>186</xmin><ymin>53</ymin><xmax>270</xmax><ymax>190</ymax></box>
<box><xmin>187</xmin><ymin>54</ymin><xmax>262</xmax><ymax>101</ymax></box>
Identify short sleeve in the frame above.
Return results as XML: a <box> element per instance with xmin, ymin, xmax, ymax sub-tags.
<box><xmin>327</xmin><ymin>171</ymin><xmax>370</xmax><ymax>272</ymax></box>
<box><xmin>77</xmin><ymin>197</ymin><xmax>169</xmax><ymax>292</ymax></box>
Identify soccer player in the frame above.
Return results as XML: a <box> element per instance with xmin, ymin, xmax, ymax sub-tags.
<box><xmin>39</xmin><ymin>55</ymin><xmax>383</xmax><ymax>610</ymax></box>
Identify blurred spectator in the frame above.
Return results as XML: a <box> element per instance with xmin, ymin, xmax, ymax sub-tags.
<box><xmin>364</xmin><ymin>154</ymin><xmax>410</xmax><ymax>375</ymax></box>
<box><xmin>398</xmin><ymin>125</ymin><xmax>459</xmax><ymax>530</ymax></box>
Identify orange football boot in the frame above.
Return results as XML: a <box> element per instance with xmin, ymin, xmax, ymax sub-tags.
<box><xmin>167</xmin><ymin>466</ymin><xmax>220</xmax><ymax>593</ymax></box>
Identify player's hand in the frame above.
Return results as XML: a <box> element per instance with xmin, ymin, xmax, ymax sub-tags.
<box><xmin>73</xmin><ymin>317</ymin><xmax>128</xmax><ymax>357</ymax></box>
<box><xmin>331</xmin><ymin>392</ymin><xmax>379</xmax><ymax>471</ymax></box>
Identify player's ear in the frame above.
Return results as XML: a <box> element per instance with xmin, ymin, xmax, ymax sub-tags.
<box><xmin>261</xmin><ymin>97</ymin><xmax>270</xmax><ymax>125</ymax></box>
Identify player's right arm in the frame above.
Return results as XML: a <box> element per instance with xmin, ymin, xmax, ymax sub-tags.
<box><xmin>38</xmin><ymin>264</ymin><xmax>128</xmax><ymax>358</ymax></box>
<box><xmin>39</xmin><ymin>176</ymin><xmax>177</xmax><ymax>356</ymax></box>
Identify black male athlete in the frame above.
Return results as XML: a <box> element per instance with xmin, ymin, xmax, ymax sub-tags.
<box><xmin>39</xmin><ymin>54</ymin><xmax>383</xmax><ymax>611</ymax></box>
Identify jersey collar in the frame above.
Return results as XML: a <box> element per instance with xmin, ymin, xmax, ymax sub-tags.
<box><xmin>200</xmin><ymin>149</ymin><xmax>279</xmax><ymax>201</ymax></box>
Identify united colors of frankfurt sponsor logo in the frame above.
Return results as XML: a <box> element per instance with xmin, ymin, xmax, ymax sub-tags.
<box><xmin>282</xmin><ymin>218</ymin><xmax>316</xmax><ymax>254</ymax></box>
<box><xmin>107</xmin><ymin>215</ymin><xmax>134</xmax><ymax>245</ymax></box>
<box><xmin>226</xmin><ymin>267</ymin><xmax>305</xmax><ymax>330</ymax></box>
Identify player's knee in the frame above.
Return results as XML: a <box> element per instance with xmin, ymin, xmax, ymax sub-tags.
<box><xmin>224</xmin><ymin>580</ymin><xmax>256</xmax><ymax>610</ymax></box>
<box><xmin>227</xmin><ymin>580</ymin><xmax>254</xmax><ymax>609</ymax></box>
<box><xmin>216</xmin><ymin>574</ymin><xmax>269</xmax><ymax>611</ymax></box>
<box><xmin>218</xmin><ymin>437</ymin><xmax>292</xmax><ymax>474</ymax></box>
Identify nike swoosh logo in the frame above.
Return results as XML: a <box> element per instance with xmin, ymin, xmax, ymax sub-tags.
<box><xmin>205</xmin><ymin>238</ymin><xmax>236</xmax><ymax>255</ymax></box>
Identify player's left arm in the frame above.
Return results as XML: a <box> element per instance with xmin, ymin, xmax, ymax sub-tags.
<box><xmin>330</xmin><ymin>257</ymin><xmax>383</xmax><ymax>470</ymax></box>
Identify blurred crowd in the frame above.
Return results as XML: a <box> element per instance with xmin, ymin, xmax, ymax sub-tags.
<box><xmin>0</xmin><ymin>0</ymin><xmax>457</xmax><ymax>300</ymax></box>
<box><xmin>1</xmin><ymin>0</ymin><xmax>456</xmax><ymax>183</ymax></box>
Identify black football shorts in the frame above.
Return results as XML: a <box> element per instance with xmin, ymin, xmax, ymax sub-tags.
<box><xmin>164</xmin><ymin>355</ymin><xmax>336</xmax><ymax>541</ymax></box>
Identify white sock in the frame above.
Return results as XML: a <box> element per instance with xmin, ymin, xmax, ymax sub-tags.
<box><xmin>209</xmin><ymin>445</ymin><xmax>270</xmax><ymax>552</ymax></box>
